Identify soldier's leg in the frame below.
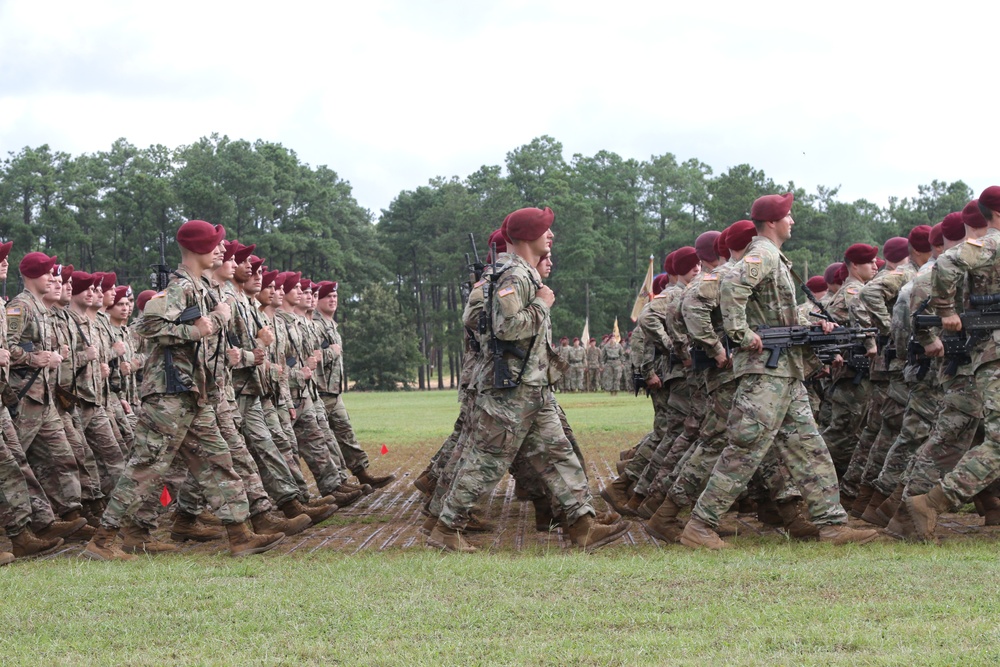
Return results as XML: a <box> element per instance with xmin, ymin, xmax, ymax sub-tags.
<box><xmin>859</xmin><ymin>393</ymin><xmax>906</xmax><ymax>489</ymax></box>
<box><xmin>3</xmin><ymin>408</ymin><xmax>57</xmax><ymax>530</ymax></box>
<box><xmin>218</xmin><ymin>399</ymin><xmax>272</xmax><ymax>517</ymax></box>
<box><xmin>840</xmin><ymin>381</ymin><xmax>887</xmax><ymax>498</ymax></box>
<box><xmin>61</xmin><ymin>408</ymin><xmax>101</xmax><ymax>504</ymax></box>
<box><xmin>872</xmin><ymin>380</ymin><xmax>940</xmax><ymax>496</ymax></box>
<box><xmin>428</xmin><ymin>402</ymin><xmax>483</xmax><ymax>517</ymax></box>
<box><xmin>313</xmin><ymin>401</ymin><xmax>349</xmax><ymax>484</ymax></box>
<box><xmin>81</xmin><ymin>404</ymin><xmax>126</xmax><ymax>497</ymax></box>
<box><xmin>238</xmin><ymin>395</ymin><xmax>300</xmax><ymax>507</ymax></box>
<box><xmin>819</xmin><ymin>379</ymin><xmax>869</xmax><ymax>477</ymax></box>
<box><xmin>270</xmin><ymin>399</ymin><xmax>310</xmax><ymax>501</ymax></box>
<box><xmin>623</xmin><ymin>380</ymin><xmax>681</xmax><ymax>481</ymax></box>
<box><xmin>0</xmin><ymin>436</ymin><xmax>32</xmax><ymax>537</ymax></box>
<box><xmin>16</xmin><ymin>400</ymin><xmax>82</xmax><ymax>517</ymax></box>
<box><xmin>110</xmin><ymin>399</ymin><xmax>136</xmax><ymax>458</ymax></box>
<box><xmin>292</xmin><ymin>396</ymin><xmax>344</xmax><ymax>497</ymax></box>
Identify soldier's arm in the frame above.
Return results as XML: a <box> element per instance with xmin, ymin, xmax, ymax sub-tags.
<box><xmin>137</xmin><ymin>284</ymin><xmax>207</xmax><ymax>344</ymax></box>
<box><xmin>931</xmin><ymin>244</ymin><xmax>981</xmax><ymax>318</ymax></box>
<box><xmin>721</xmin><ymin>261</ymin><xmax>757</xmax><ymax>346</ymax></box>
<box><xmin>493</xmin><ymin>273</ymin><xmax>548</xmax><ymax>342</ymax></box>
<box><xmin>684</xmin><ymin>280</ymin><xmax>724</xmax><ymax>357</ymax></box>
<box><xmin>638</xmin><ymin>300</ymin><xmax>672</xmax><ymax>353</ymax></box>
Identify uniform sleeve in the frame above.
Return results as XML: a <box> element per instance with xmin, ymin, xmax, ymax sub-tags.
<box><xmin>638</xmin><ymin>299</ymin><xmax>671</xmax><ymax>353</ymax></box>
<box><xmin>493</xmin><ymin>272</ymin><xmax>549</xmax><ymax>342</ymax></box>
<box><xmin>137</xmin><ymin>284</ymin><xmax>205</xmax><ymax>344</ymax></box>
<box><xmin>721</xmin><ymin>257</ymin><xmax>760</xmax><ymax>346</ymax></box>
<box><xmin>931</xmin><ymin>243</ymin><xmax>986</xmax><ymax>318</ymax></box>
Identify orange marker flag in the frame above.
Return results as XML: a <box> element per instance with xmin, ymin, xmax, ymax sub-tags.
<box><xmin>380</xmin><ymin>444</ymin><xmax>389</xmax><ymax>455</ymax></box>
<box><xmin>160</xmin><ymin>485</ymin><xmax>172</xmax><ymax>507</ymax></box>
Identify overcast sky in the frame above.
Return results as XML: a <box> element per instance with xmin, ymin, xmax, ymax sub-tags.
<box><xmin>1</xmin><ymin>1</ymin><xmax>995</xmax><ymax>217</ymax></box>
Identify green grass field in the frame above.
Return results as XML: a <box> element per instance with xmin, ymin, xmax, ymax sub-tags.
<box><xmin>3</xmin><ymin>391</ymin><xmax>1000</xmax><ymax>666</ymax></box>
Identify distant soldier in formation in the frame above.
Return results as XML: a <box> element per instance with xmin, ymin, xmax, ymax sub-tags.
<box><xmin>585</xmin><ymin>338</ymin><xmax>600</xmax><ymax>392</ymax></box>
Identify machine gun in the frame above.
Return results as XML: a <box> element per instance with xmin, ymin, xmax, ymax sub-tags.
<box><xmin>755</xmin><ymin>324</ymin><xmax>876</xmax><ymax>370</ymax></box>
<box><xmin>913</xmin><ymin>293</ymin><xmax>1000</xmax><ymax>375</ymax></box>
<box><xmin>149</xmin><ymin>232</ymin><xmax>173</xmax><ymax>292</ymax></box>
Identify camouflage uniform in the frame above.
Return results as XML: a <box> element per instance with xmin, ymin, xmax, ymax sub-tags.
<box><xmin>6</xmin><ymin>290</ymin><xmax>82</xmax><ymax>517</ymax></box>
<box><xmin>566</xmin><ymin>343</ymin><xmax>585</xmax><ymax>391</ymax></box>
<box><xmin>691</xmin><ymin>236</ymin><xmax>848</xmax><ymax>529</ymax></box>
<box><xmin>100</xmin><ymin>266</ymin><xmax>249</xmax><ymax>530</ymax></box>
<box><xmin>438</xmin><ymin>253</ymin><xmax>594</xmax><ymax>530</ymax></box>
<box><xmin>599</xmin><ymin>341</ymin><xmax>623</xmax><ymax>392</ymax></box>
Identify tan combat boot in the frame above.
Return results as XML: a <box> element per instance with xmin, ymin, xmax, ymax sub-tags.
<box><xmin>307</xmin><ymin>495</ymin><xmax>338</xmax><ymax>507</ymax></box>
<box><xmin>198</xmin><ymin>510</ymin><xmax>223</xmax><ymax>526</ymax></box>
<box><xmin>637</xmin><ymin>490</ymin><xmax>666</xmax><ymax>520</ymax></box>
<box><xmin>61</xmin><ymin>511</ymin><xmax>96</xmax><ymax>541</ymax></box>
<box><xmin>331</xmin><ymin>488</ymin><xmax>363</xmax><ymax>507</ymax></box>
<box><xmin>170</xmin><ymin>512</ymin><xmax>225</xmax><ymax>542</ymax></box>
<box><xmin>906</xmin><ymin>484</ymin><xmax>951</xmax><ymax>542</ymax></box>
<box><xmin>875</xmin><ymin>484</ymin><xmax>904</xmax><ymax>526</ymax></box>
<box><xmin>251</xmin><ymin>511</ymin><xmax>311</xmax><ymax>537</ymax></box>
<box><xmin>427</xmin><ymin>522</ymin><xmax>476</xmax><ymax>553</ymax></box>
<box><xmin>643</xmin><ymin>496</ymin><xmax>683</xmax><ymax>544</ymax></box>
<box><xmin>340</xmin><ymin>481</ymin><xmax>374</xmax><ymax>495</ymax></box>
<box><xmin>615</xmin><ymin>460</ymin><xmax>628</xmax><ymax>475</ymax></box>
<box><xmin>121</xmin><ymin>521</ymin><xmax>179</xmax><ymax>554</ymax></box>
<box><xmin>464</xmin><ymin>511</ymin><xmax>495</xmax><ymax>533</ymax></box>
<box><xmin>356</xmin><ymin>468</ymin><xmax>395</xmax><ymax>489</ymax></box>
<box><xmin>226</xmin><ymin>521</ymin><xmax>284</xmax><ymax>557</ymax></box>
<box><xmin>281</xmin><ymin>499</ymin><xmax>338</xmax><ymax>525</ymax></box>
<box><xmin>756</xmin><ymin>498</ymin><xmax>783</xmax><ymax>526</ymax></box>
<box><xmin>973</xmin><ymin>491</ymin><xmax>1000</xmax><ymax>526</ymax></box>
<box><xmin>599</xmin><ymin>476</ymin><xmax>633</xmax><ymax>515</ymax></box>
<box><xmin>679</xmin><ymin>517</ymin><xmax>731</xmax><ymax>550</ymax></box>
<box><xmin>82</xmin><ymin>526</ymin><xmax>137</xmax><ymax>561</ymax></box>
<box><xmin>419</xmin><ymin>514</ymin><xmax>437</xmax><ymax>536</ymax></box>
<box><xmin>566</xmin><ymin>514</ymin><xmax>630</xmax><ymax>552</ymax></box>
<box><xmin>884</xmin><ymin>502</ymin><xmax>915</xmax><ymax>541</ymax></box>
<box><xmin>817</xmin><ymin>524</ymin><xmax>879</xmax><ymax>545</ymax></box>
<box><xmin>0</xmin><ymin>551</ymin><xmax>12</xmax><ymax>566</ymax></box>
<box><xmin>860</xmin><ymin>489</ymin><xmax>890</xmax><ymax>527</ymax></box>
<box><xmin>413</xmin><ymin>469</ymin><xmax>436</xmax><ymax>496</ymax></box>
<box><xmin>10</xmin><ymin>529</ymin><xmax>63</xmax><ymax>558</ymax></box>
<box><xmin>851</xmin><ymin>485</ymin><xmax>875</xmax><ymax>519</ymax></box>
<box><xmin>34</xmin><ymin>517</ymin><xmax>88</xmax><ymax>542</ymax></box>
<box><xmin>776</xmin><ymin>500</ymin><xmax>820</xmax><ymax>540</ymax></box>
<box><xmin>596</xmin><ymin>510</ymin><xmax>622</xmax><ymax>525</ymax></box>
<box><xmin>533</xmin><ymin>499</ymin><xmax>556</xmax><ymax>532</ymax></box>
<box><xmin>625</xmin><ymin>492</ymin><xmax>645</xmax><ymax>515</ymax></box>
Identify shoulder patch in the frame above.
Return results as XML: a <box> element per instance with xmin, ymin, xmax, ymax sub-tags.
<box><xmin>744</xmin><ymin>256</ymin><xmax>762</xmax><ymax>264</ymax></box>
<box><xmin>473</xmin><ymin>279</ymin><xmax>485</xmax><ymax>288</ymax></box>
<box><xmin>702</xmin><ymin>273</ymin><xmax>719</xmax><ymax>281</ymax></box>
<box><xmin>497</xmin><ymin>287</ymin><xmax>515</xmax><ymax>298</ymax></box>
<box><xmin>890</xmin><ymin>269</ymin><xmax>904</xmax><ymax>275</ymax></box>
<box><xmin>6</xmin><ymin>307</ymin><xmax>20</xmax><ymax>316</ymax></box>
<box><xmin>846</xmin><ymin>287</ymin><xmax>859</xmax><ymax>295</ymax></box>
<box><xmin>967</xmin><ymin>238</ymin><xmax>984</xmax><ymax>247</ymax></box>
<box><xmin>151</xmin><ymin>291</ymin><xmax>166</xmax><ymax>299</ymax></box>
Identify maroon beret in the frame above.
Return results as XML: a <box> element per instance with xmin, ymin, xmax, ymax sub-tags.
<box><xmin>59</xmin><ymin>264</ymin><xmax>74</xmax><ymax>284</ymax></box>
<box><xmin>805</xmin><ymin>276</ymin><xmax>828</xmax><ymax>293</ymax></box>
<box><xmin>662</xmin><ymin>251</ymin><xmax>675</xmax><ymax>275</ymax></box>
<box><xmin>281</xmin><ymin>271</ymin><xmax>302</xmax><ymax>294</ymax></box>
<box><xmin>695</xmin><ymin>231</ymin><xmax>721</xmax><ymax>262</ymax></box>
<box><xmin>715</xmin><ymin>229</ymin><xmax>730</xmax><ymax>260</ymax></box>
<box><xmin>941</xmin><ymin>212</ymin><xmax>965</xmax><ymax>241</ymax></box>
<box><xmin>652</xmin><ymin>273</ymin><xmax>669</xmax><ymax>296</ymax></box>
<box><xmin>908</xmin><ymin>225</ymin><xmax>932</xmax><ymax>253</ymax></box>
<box><xmin>929</xmin><ymin>223</ymin><xmax>944</xmax><ymax>247</ymax></box>
<box><xmin>71</xmin><ymin>271</ymin><xmax>96</xmax><ymax>296</ymax></box>
<box><xmin>834</xmin><ymin>264</ymin><xmax>848</xmax><ymax>284</ymax></box>
<box><xmin>222</xmin><ymin>240</ymin><xmax>239</xmax><ymax>262</ymax></box>
<box><xmin>823</xmin><ymin>262</ymin><xmax>843</xmax><ymax>285</ymax></box>
<box><xmin>876</xmin><ymin>258</ymin><xmax>886</xmax><ymax>270</ymax></box>
<box><xmin>260</xmin><ymin>270</ymin><xmax>280</xmax><ymax>290</ymax></box>
<box><xmin>234</xmin><ymin>242</ymin><xmax>256</xmax><ymax>265</ymax></box>
<box><xmin>19</xmin><ymin>252</ymin><xmax>58</xmax><ymax>279</ymax></box>
<box><xmin>0</xmin><ymin>241</ymin><xmax>13</xmax><ymax>263</ymax></box>
<box><xmin>979</xmin><ymin>186</ymin><xmax>1000</xmax><ymax>214</ymax></box>
<box><xmin>560</xmin><ymin>337</ymin><xmax>568</xmax><ymax>342</ymax></box>
<box><xmin>750</xmin><ymin>193</ymin><xmax>794</xmax><ymax>223</ymax></box>
<box><xmin>112</xmin><ymin>285</ymin><xmax>133</xmax><ymax>307</ymax></box>
<box><xmin>136</xmin><ymin>289</ymin><xmax>156</xmax><ymax>312</ymax></box>
<box><xmin>726</xmin><ymin>220</ymin><xmax>757</xmax><ymax>252</ymax></box>
<box><xmin>487</xmin><ymin>229</ymin><xmax>508</xmax><ymax>258</ymax></box>
<box><xmin>882</xmin><ymin>237</ymin><xmax>909</xmax><ymax>263</ymax></box>
<box><xmin>504</xmin><ymin>207</ymin><xmax>554</xmax><ymax>242</ymax></box>
<box><xmin>298</xmin><ymin>279</ymin><xmax>312</xmax><ymax>292</ymax></box>
<box><xmin>249</xmin><ymin>255</ymin><xmax>265</xmax><ymax>273</ymax></box>
<box><xmin>962</xmin><ymin>200</ymin><xmax>988</xmax><ymax>229</ymax></box>
<box><xmin>844</xmin><ymin>243</ymin><xmax>879</xmax><ymax>264</ymax></box>
<box><xmin>100</xmin><ymin>271</ymin><xmax>117</xmax><ymax>292</ymax></box>
<box><xmin>316</xmin><ymin>281</ymin><xmax>338</xmax><ymax>299</ymax></box>
<box><xmin>177</xmin><ymin>219</ymin><xmax>226</xmax><ymax>254</ymax></box>
<box><xmin>672</xmin><ymin>246</ymin><xmax>700</xmax><ymax>276</ymax></box>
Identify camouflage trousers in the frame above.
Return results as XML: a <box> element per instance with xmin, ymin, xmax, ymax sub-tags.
<box><xmin>1</xmin><ymin>408</ymin><xmax>56</xmax><ymax>529</ymax></box>
<box><xmin>600</xmin><ymin>364</ymin><xmax>620</xmax><ymax>392</ymax></box>
<box><xmin>427</xmin><ymin>388</ymin><xmax>481</xmax><ymax>518</ymax></box>
<box><xmin>80</xmin><ymin>402</ymin><xmax>126</xmax><ymax>497</ymax></box>
<box><xmin>15</xmin><ymin>398</ymin><xmax>82</xmax><ymax>516</ymax></box>
<box><xmin>109</xmin><ymin>395</ymin><xmax>136</xmax><ymax>458</ymax></box>
<box><xmin>937</xmin><ymin>360</ymin><xmax>1000</xmax><ymax>508</ymax></box>
<box><xmin>841</xmin><ymin>378</ymin><xmax>888</xmax><ymax>497</ymax></box>
<box><xmin>268</xmin><ymin>397</ymin><xmax>311</xmax><ymax>502</ymax></box>
<box><xmin>872</xmin><ymin>376</ymin><xmax>940</xmax><ymax>496</ymax></box>
<box><xmin>820</xmin><ymin>377</ymin><xmax>871</xmax><ymax>478</ymax></box>
<box><xmin>0</xmin><ymin>432</ymin><xmax>31</xmax><ymax>535</ymax></box>
<box><xmin>102</xmin><ymin>393</ymin><xmax>249</xmax><ymax>530</ymax></box>
<box><xmin>319</xmin><ymin>393</ymin><xmax>369</xmax><ymax>475</ymax></box>
<box><xmin>237</xmin><ymin>394</ymin><xmax>300</xmax><ymax>507</ymax></box>
<box><xmin>510</xmin><ymin>401</ymin><xmax>588</xmax><ymax>513</ymax></box>
<box><xmin>856</xmin><ymin>379</ymin><xmax>908</xmax><ymax>492</ymax></box>
<box><xmin>634</xmin><ymin>375</ymin><xmax>706</xmax><ymax>497</ymax></box>
<box><xmin>429</xmin><ymin>386</ymin><xmax>475</xmax><ymax>481</ymax></box>
<box><xmin>623</xmin><ymin>378</ymin><xmax>684</xmax><ymax>482</ymax></box>
<box><xmin>569</xmin><ymin>366</ymin><xmax>585</xmax><ymax>391</ymax></box>
<box><xmin>439</xmin><ymin>385</ymin><xmax>594</xmax><ymax>530</ymax></box>
<box><xmin>314</xmin><ymin>400</ymin><xmax>348</xmax><ymax>479</ymax></box>
<box><xmin>692</xmin><ymin>374</ymin><xmax>847</xmax><ymax>529</ymax></box>
<box><xmin>291</xmin><ymin>393</ymin><xmax>345</xmax><ymax>497</ymax></box>
<box><xmin>59</xmin><ymin>407</ymin><xmax>100</xmax><ymax>502</ymax></box>
<box><xmin>903</xmin><ymin>373</ymin><xmax>982</xmax><ymax>499</ymax></box>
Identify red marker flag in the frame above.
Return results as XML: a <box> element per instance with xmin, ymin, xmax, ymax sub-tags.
<box><xmin>160</xmin><ymin>485</ymin><xmax>172</xmax><ymax>507</ymax></box>
<box><xmin>380</xmin><ymin>444</ymin><xmax>388</xmax><ymax>455</ymax></box>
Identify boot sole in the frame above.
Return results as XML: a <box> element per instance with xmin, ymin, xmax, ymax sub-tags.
<box><xmin>819</xmin><ymin>531</ymin><xmax>880</xmax><ymax>546</ymax></box>
<box><xmin>231</xmin><ymin>534</ymin><xmax>285</xmax><ymax>557</ymax></box>
<box><xmin>581</xmin><ymin>521</ymin><xmax>631</xmax><ymax>552</ymax></box>
<box><xmin>425</xmin><ymin>535</ymin><xmax>476</xmax><ymax>553</ymax></box>
<box><xmin>599</xmin><ymin>489</ymin><xmax>632</xmax><ymax>515</ymax></box>
<box><xmin>170</xmin><ymin>532</ymin><xmax>223</xmax><ymax>543</ymax></box>
<box><xmin>122</xmin><ymin>544</ymin><xmax>179</xmax><ymax>555</ymax></box>
<box><xmin>860</xmin><ymin>509</ymin><xmax>889</xmax><ymax>528</ymax></box>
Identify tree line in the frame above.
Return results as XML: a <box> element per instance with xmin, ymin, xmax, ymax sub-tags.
<box><xmin>0</xmin><ymin>134</ymin><xmax>974</xmax><ymax>389</ymax></box>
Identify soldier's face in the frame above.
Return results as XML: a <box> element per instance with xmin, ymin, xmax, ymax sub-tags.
<box><xmin>247</xmin><ymin>270</ymin><xmax>262</xmax><ymax>295</ymax></box>
<box><xmin>774</xmin><ymin>214</ymin><xmax>794</xmax><ymax>241</ymax></box>
<box><xmin>234</xmin><ymin>260</ymin><xmax>252</xmax><ymax>283</ymax></box>
<box><xmin>0</xmin><ymin>257</ymin><xmax>8</xmax><ymax>281</ymax></box>
<box><xmin>102</xmin><ymin>288</ymin><xmax>116</xmax><ymax>309</ymax></box>
<box><xmin>256</xmin><ymin>285</ymin><xmax>273</xmax><ymax>307</ymax></box>
<box><xmin>217</xmin><ymin>258</ymin><xmax>237</xmax><ymax>281</ymax></box>
<box><xmin>274</xmin><ymin>286</ymin><xmax>286</xmax><ymax>307</ymax></box>
<box><xmin>286</xmin><ymin>284</ymin><xmax>302</xmax><ymax>306</ymax></box>
<box><xmin>856</xmin><ymin>259</ymin><xmax>878</xmax><ymax>282</ymax></box>
<box><xmin>537</xmin><ymin>255</ymin><xmax>552</xmax><ymax>278</ymax></box>
<box><xmin>86</xmin><ymin>285</ymin><xmax>100</xmax><ymax>307</ymax></box>
<box><xmin>59</xmin><ymin>281</ymin><xmax>71</xmax><ymax>304</ymax></box>
<box><xmin>212</xmin><ymin>243</ymin><xmax>225</xmax><ymax>269</ymax></box>
<box><xmin>111</xmin><ymin>299</ymin><xmax>129</xmax><ymax>322</ymax></box>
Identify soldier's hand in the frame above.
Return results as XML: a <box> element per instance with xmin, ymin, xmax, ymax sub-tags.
<box><xmin>289</xmin><ymin>407</ymin><xmax>297</xmax><ymax>420</ymax></box>
<box><xmin>925</xmin><ymin>339</ymin><xmax>945</xmax><ymax>358</ymax></box>
<box><xmin>194</xmin><ymin>316</ymin><xmax>214</xmax><ymax>338</ymax></box>
<box><xmin>121</xmin><ymin>399</ymin><xmax>132</xmax><ymax>415</ymax></box>
<box><xmin>332</xmin><ymin>343</ymin><xmax>342</xmax><ymax>356</ymax></box>
<box><xmin>714</xmin><ymin>351</ymin><xmax>728</xmax><ymax>368</ymax></box>
<box><xmin>744</xmin><ymin>332</ymin><xmax>763</xmax><ymax>354</ymax></box>
<box><xmin>100</xmin><ymin>362</ymin><xmax>110</xmax><ymax>378</ymax></box>
<box><xmin>121</xmin><ymin>361</ymin><xmax>132</xmax><ymax>375</ymax></box>
<box><xmin>0</xmin><ymin>349</ymin><xmax>9</xmax><ymax>366</ymax></box>
<box><xmin>941</xmin><ymin>314</ymin><xmax>962</xmax><ymax>332</ymax></box>
<box><xmin>646</xmin><ymin>374</ymin><xmax>662</xmax><ymax>390</ymax></box>
<box><xmin>536</xmin><ymin>285</ymin><xmax>555</xmax><ymax>307</ymax></box>
<box><xmin>226</xmin><ymin>348</ymin><xmax>241</xmax><ymax>365</ymax></box>
<box><xmin>820</xmin><ymin>320</ymin><xmax>837</xmax><ymax>334</ymax></box>
<box><xmin>306</xmin><ymin>356</ymin><xmax>318</xmax><ymax>371</ymax></box>
<box><xmin>682</xmin><ymin>358</ymin><xmax>692</xmax><ymax>368</ymax></box>
<box><xmin>60</xmin><ymin>345</ymin><xmax>71</xmax><ymax>359</ymax></box>
<box><xmin>47</xmin><ymin>352</ymin><xmax>64</xmax><ymax>369</ymax></box>
<box><xmin>213</xmin><ymin>301</ymin><xmax>232</xmax><ymax>323</ymax></box>
<box><xmin>302</xmin><ymin>367</ymin><xmax>313</xmax><ymax>381</ymax></box>
<box><xmin>256</xmin><ymin>326</ymin><xmax>275</xmax><ymax>346</ymax></box>
<box><xmin>85</xmin><ymin>345</ymin><xmax>98</xmax><ymax>361</ymax></box>
<box><xmin>112</xmin><ymin>341</ymin><xmax>126</xmax><ymax>356</ymax></box>
<box><xmin>252</xmin><ymin>348</ymin><xmax>266</xmax><ymax>365</ymax></box>
<box><xmin>831</xmin><ymin>353</ymin><xmax>844</xmax><ymax>369</ymax></box>
<box><xmin>29</xmin><ymin>351</ymin><xmax>51</xmax><ymax>368</ymax></box>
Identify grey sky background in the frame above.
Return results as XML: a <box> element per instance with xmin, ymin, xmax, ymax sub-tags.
<box><xmin>1</xmin><ymin>0</ymin><xmax>995</xmax><ymax>217</ymax></box>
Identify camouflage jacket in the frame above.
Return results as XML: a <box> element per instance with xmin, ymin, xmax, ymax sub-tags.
<box><xmin>859</xmin><ymin>262</ymin><xmax>916</xmax><ymax>374</ymax></box>
<box><xmin>7</xmin><ymin>289</ymin><xmax>57</xmax><ymax>404</ymax></box>
<box><xmin>599</xmin><ymin>342</ymin><xmax>622</xmax><ymax>364</ymax></box>
<box><xmin>275</xmin><ymin>309</ymin><xmax>312</xmax><ymax>399</ymax></box>
<box><xmin>684</xmin><ymin>260</ymin><xmax>736</xmax><ymax>392</ymax></box>
<box><xmin>312</xmin><ymin>311</ymin><xmax>344</xmax><ymax>395</ymax></box>
<box><xmin>60</xmin><ymin>308</ymin><xmax>101</xmax><ymax>404</ymax></box>
<box><xmin>230</xmin><ymin>289</ymin><xmax>267</xmax><ymax>397</ymax></box>
<box><xmin>490</xmin><ymin>253</ymin><xmax>552</xmax><ymax>387</ymax></box>
<box><xmin>638</xmin><ymin>284</ymin><xmax>683</xmax><ymax>381</ymax></box>
<box><xmin>586</xmin><ymin>345</ymin><xmax>602</xmax><ymax>368</ymax></box>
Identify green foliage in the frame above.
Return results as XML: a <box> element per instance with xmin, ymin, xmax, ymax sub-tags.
<box><xmin>340</xmin><ymin>283</ymin><xmax>423</xmax><ymax>391</ymax></box>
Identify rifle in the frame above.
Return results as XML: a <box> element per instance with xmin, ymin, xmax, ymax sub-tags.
<box><xmin>913</xmin><ymin>293</ymin><xmax>1000</xmax><ymax>375</ymax></box>
<box><xmin>755</xmin><ymin>324</ymin><xmax>876</xmax><ymax>370</ymax></box>
<box><xmin>479</xmin><ymin>242</ymin><xmax>534</xmax><ymax>389</ymax></box>
<box><xmin>162</xmin><ymin>305</ymin><xmax>202</xmax><ymax>394</ymax></box>
<box><xmin>150</xmin><ymin>232</ymin><xmax>173</xmax><ymax>292</ymax></box>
